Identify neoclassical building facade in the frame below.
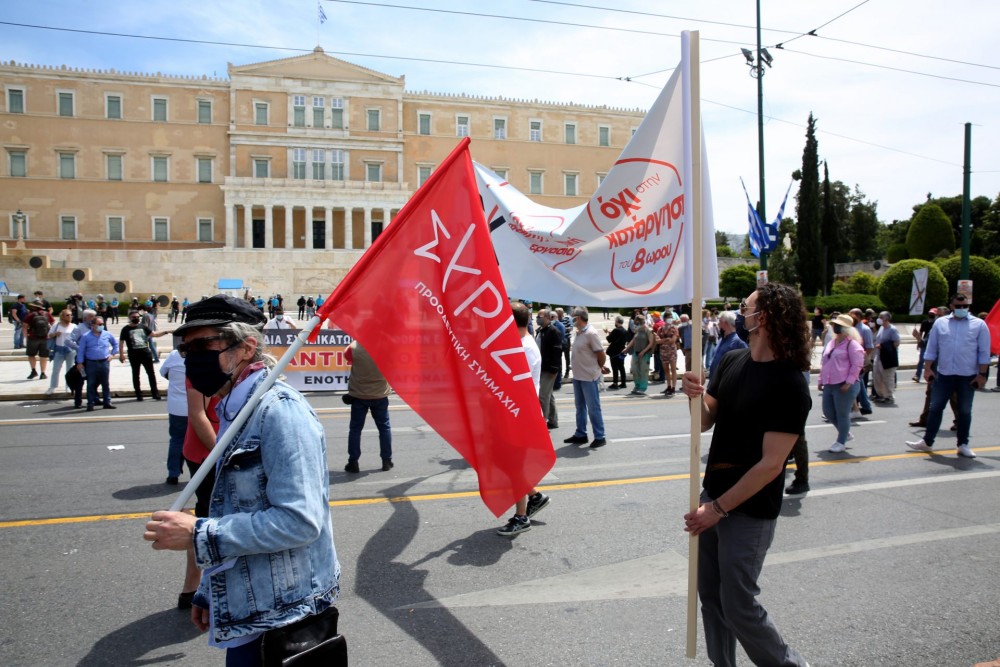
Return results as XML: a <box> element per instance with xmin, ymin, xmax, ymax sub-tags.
<box><xmin>0</xmin><ymin>48</ymin><xmax>645</xmax><ymax>297</ymax></box>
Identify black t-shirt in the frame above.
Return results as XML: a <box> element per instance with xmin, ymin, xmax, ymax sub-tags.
<box><xmin>811</xmin><ymin>314</ymin><xmax>825</xmax><ymax>330</ymax></box>
<box><xmin>918</xmin><ymin>318</ymin><xmax>934</xmax><ymax>348</ymax></box>
<box><xmin>705</xmin><ymin>348</ymin><xmax>811</xmax><ymax>519</ymax></box>
<box><xmin>120</xmin><ymin>324</ymin><xmax>153</xmax><ymax>352</ymax></box>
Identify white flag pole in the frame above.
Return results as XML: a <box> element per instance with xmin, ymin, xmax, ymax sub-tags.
<box><xmin>168</xmin><ymin>315</ymin><xmax>323</xmax><ymax>512</ymax></box>
<box><xmin>683</xmin><ymin>29</ymin><xmax>704</xmax><ymax>661</ymax></box>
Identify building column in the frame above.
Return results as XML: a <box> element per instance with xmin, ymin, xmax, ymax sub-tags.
<box><xmin>225</xmin><ymin>204</ymin><xmax>235</xmax><ymax>248</ymax></box>
<box><xmin>284</xmin><ymin>205</ymin><xmax>294</xmax><ymax>249</ymax></box>
<box><xmin>263</xmin><ymin>205</ymin><xmax>273</xmax><ymax>249</ymax></box>
<box><xmin>243</xmin><ymin>205</ymin><xmax>253</xmax><ymax>249</ymax></box>
<box><xmin>344</xmin><ymin>208</ymin><xmax>353</xmax><ymax>250</ymax></box>
<box><xmin>324</xmin><ymin>207</ymin><xmax>333</xmax><ymax>251</ymax></box>
<box><xmin>363</xmin><ymin>207</ymin><xmax>372</xmax><ymax>248</ymax></box>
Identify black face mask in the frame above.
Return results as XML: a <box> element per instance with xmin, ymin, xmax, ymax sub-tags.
<box><xmin>185</xmin><ymin>346</ymin><xmax>238</xmax><ymax>397</ymax></box>
<box><xmin>832</xmin><ymin>324</ymin><xmax>844</xmax><ymax>335</ymax></box>
<box><xmin>734</xmin><ymin>313</ymin><xmax>750</xmax><ymax>343</ymax></box>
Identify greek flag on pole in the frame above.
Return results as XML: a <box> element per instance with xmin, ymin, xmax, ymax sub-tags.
<box><xmin>741</xmin><ymin>178</ymin><xmax>769</xmax><ymax>258</ymax></box>
<box><xmin>319</xmin><ymin>3</ymin><xmax>327</xmax><ymax>23</ymax></box>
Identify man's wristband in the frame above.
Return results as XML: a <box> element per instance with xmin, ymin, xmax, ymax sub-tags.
<box><xmin>711</xmin><ymin>499</ymin><xmax>728</xmax><ymax>518</ymax></box>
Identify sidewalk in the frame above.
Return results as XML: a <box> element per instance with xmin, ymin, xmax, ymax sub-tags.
<box><xmin>0</xmin><ymin>313</ymin><xmax>926</xmax><ymax>402</ymax></box>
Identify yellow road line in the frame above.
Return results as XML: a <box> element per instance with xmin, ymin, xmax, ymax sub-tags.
<box><xmin>2</xmin><ymin>446</ymin><xmax>997</xmax><ymax>529</ymax></box>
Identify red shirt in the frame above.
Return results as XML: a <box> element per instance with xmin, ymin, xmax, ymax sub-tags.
<box><xmin>182</xmin><ymin>377</ymin><xmax>220</xmax><ymax>464</ymax></box>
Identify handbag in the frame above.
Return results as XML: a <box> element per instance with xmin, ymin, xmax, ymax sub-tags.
<box><xmin>260</xmin><ymin>606</ymin><xmax>348</xmax><ymax>667</ymax></box>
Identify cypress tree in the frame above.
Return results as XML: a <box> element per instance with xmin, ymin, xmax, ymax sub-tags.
<box><xmin>795</xmin><ymin>113</ymin><xmax>822</xmax><ymax>296</ymax></box>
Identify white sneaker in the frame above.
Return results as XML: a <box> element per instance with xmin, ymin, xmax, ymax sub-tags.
<box><xmin>44</xmin><ymin>387</ymin><xmax>55</xmax><ymax>396</ymax></box>
<box><xmin>828</xmin><ymin>442</ymin><xmax>847</xmax><ymax>453</ymax></box>
<box><xmin>957</xmin><ymin>444</ymin><xmax>977</xmax><ymax>458</ymax></box>
<box><xmin>847</xmin><ymin>432</ymin><xmax>854</xmax><ymax>441</ymax></box>
<box><xmin>850</xmin><ymin>409</ymin><xmax>862</xmax><ymax>420</ymax></box>
<box><xmin>906</xmin><ymin>439</ymin><xmax>933</xmax><ymax>453</ymax></box>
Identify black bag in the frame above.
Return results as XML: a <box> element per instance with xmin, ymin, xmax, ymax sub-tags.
<box><xmin>260</xmin><ymin>606</ymin><xmax>347</xmax><ymax>667</ymax></box>
<box><xmin>30</xmin><ymin>313</ymin><xmax>50</xmax><ymax>338</ymax></box>
<box><xmin>879</xmin><ymin>343</ymin><xmax>899</xmax><ymax>369</ymax></box>
<box><xmin>65</xmin><ymin>364</ymin><xmax>84</xmax><ymax>392</ymax></box>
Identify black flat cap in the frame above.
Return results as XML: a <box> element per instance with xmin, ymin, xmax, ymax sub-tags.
<box><xmin>173</xmin><ymin>294</ymin><xmax>266</xmax><ymax>336</ymax></box>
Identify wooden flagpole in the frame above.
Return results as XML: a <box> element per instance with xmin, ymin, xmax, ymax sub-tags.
<box><xmin>685</xmin><ymin>30</ymin><xmax>704</xmax><ymax>660</ymax></box>
<box><xmin>168</xmin><ymin>315</ymin><xmax>323</xmax><ymax>512</ymax></box>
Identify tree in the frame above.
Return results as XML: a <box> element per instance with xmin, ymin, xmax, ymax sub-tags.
<box><xmin>715</xmin><ymin>229</ymin><xmax>735</xmax><ymax>257</ymax></box>
<box><xmin>795</xmin><ymin>113</ymin><xmax>822</xmax><ymax>296</ymax></box>
<box><xmin>878</xmin><ymin>219</ymin><xmax>909</xmax><ymax>259</ymax></box>
<box><xmin>913</xmin><ymin>194</ymin><xmax>992</xmax><ymax>252</ymax></box>
<box><xmin>819</xmin><ymin>164</ymin><xmax>850</xmax><ymax>291</ymax></box>
<box><xmin>938</xmin><ymin>255</ymin><xmax>1000</xmax><ymax>310</ymax></box>
<box><xmin>766</xmin><ymin>218</ymin><xmax>798</xmax><ymax>285</ymax></box>
<box><xmin>876</xmin><ymin>259</ymin><xmax>948</xmax><ymax>313</ymax></box>
<box><xmin>906</xmin><ymin>203</ymin><xmax>955</xmax><ymax>260</ymax></box>
<box><xmin>848</xmin><ymin>187</ymin><xmax>881</xmax><ymax>261</ymax></box>
<box><xmin>719</xmin><ymin>264</ymin><xmax>758</xmax><ymax>300</ymax></box>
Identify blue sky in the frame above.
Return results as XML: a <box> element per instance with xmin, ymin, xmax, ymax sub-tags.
<box><xmin>3</xmin><ymin>0</ymin><xmax>998</xmax><ymax>234</ymax></box>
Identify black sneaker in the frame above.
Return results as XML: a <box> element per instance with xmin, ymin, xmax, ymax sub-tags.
<box><xmin>526</xmin><ymin>492</ymin><xmax>549</xmax><ymax>518</ymax></box>
<box><xmin>563</xmin><ymin>435</ymin><xmax>588</xmax><ymax>444</ymax></box>
<box><xmin>165</xmin><ymin>477</ymin><xmax>179</xmax><ymax>485</ymax></box>
<box><xmin>381</xmin><ymin>459</ymin><xmax>394</xmax><ymax>471</ymax></box>
<box><xmin>496</xmin><ymin>515</ymin><xmax>531</xmax><ymax>537</ymax></box>
<box><xmin>39</xmin><ymin>372</ymin><xmax>47</xmax><ymax>380</ymax></box>
<box><xmin>785</xmin><ymin>481</ymin><xmax>810</xmax><ymax>495</ymax></box>
<box><xmin>27</xmin><ymin>369</ymin><xmax>38</xmax><ymax>379</ymax></box>
<box><xmin>344</xmin><ymin>460</ymin><xmax>360</xmax><ymax>474</ymax></box>
<box><xmin>590</xmin><ymin>438</ymin><xmax>607</xmax><ymax>449</ymax></box>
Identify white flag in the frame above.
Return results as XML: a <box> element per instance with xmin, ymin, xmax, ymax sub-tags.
<box><xmin>909</xmin><ymin>267</ymin><xmax>928</xmax><ymax>316</ymax></box>
<box><xmin>475</xmin><ymin>57</ymin><xmax>718</xmax><ymax>307</ymax></box>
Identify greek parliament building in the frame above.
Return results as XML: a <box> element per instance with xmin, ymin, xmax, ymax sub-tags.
<box><xmin>0</xmin><ymin>47</ymin><xmax>644</xmax><ymax>300</ymax></box>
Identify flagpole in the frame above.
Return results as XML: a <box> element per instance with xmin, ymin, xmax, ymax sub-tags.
<box><xmin>683</xmin><ymin>29</ymin><xmax>704</xmax><ymax>660</ymax></box>
<box><xmin>168</xmin><ymin>315</ymin><xmax>323</xmax><ymax>512</ymax></box>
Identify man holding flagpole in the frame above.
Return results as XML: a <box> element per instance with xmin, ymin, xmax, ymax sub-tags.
<box><xmin>681</xmin><ymin>283</ymin><xmax>811</xmax><ymax>667</ymax></box>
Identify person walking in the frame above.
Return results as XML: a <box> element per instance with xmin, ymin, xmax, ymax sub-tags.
<box><xmin>10</xmin><ymin>293</ymin><xmax>28</xmax><ymax>349</ymax></box>
<box><xmin>535</xmin><ymin>308</ymin><xmax>562</xmax><ymax>428</ymax></box>
<box><xmin>343</xmin><ymin>341</ymin><xmax>394</xmax><ymax>473</ymax></box>
<box><xmin>158</xmin><ymin>349</ymin><xmax>188</xmax><ymax>485</ymax></box>
<box><xmin>605</xmin><ymin>315</ymin><xmax>628</xmax><ymax>390</ymax></box>
<box><xmin>623</xmin><ymin>315</ymin><xmax>655</xmax><ymax>395</ymax></box>
<box><xmin>24</xmin><ymin>301</ymin><xmax>54</xmax><ymax>380</ymax></box>
<box><xmin>563</xmin><ymin>307</ymin><xmax>609</xmax><ymax>448</ymax></box>
<box><xmin>907</xmin><ymin>293</ymin><xmax>991</xmax><ymax>458</ymax></box>
<box><xmin>120</xmin><ymin>310</ymin><xmax>172</xmax><ymax>400</ymax></box>
<box><xmin>818</xmin><ymin>313</ymin><xmax>865</xmax><ymax>453</ymax></box>
<box><xmin>45</xmin><ymin>309</ymin><xmax>76</xmax><ymax>396</ymax></box>
<box><xmin>75</xmin><ymin>316</ymin><xmax>119</xmax><ymax>411</ymax></box>
<box><xmin>656</xmin><ymin>314</ymin><xmax>680</xmax><ymax>395</ymax></box>
<box><xmin>872</xmin><ymin>310</ymin><xmax>900</xmax><ymax>404</ymax></box>
<box><xmin>681</xmin><ymin>282</ymin><xmax>812</xmax><ymax>667</ymax></box>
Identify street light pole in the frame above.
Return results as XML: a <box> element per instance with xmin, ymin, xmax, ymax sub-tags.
<box><xmin>755</xmin><ymin>0</ymin><xmax>767</xmax><ymax>272</ymax></box>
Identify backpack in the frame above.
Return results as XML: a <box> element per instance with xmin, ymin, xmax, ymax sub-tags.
<box><xmin>30</xmin><ymin>313</ymin><xmax>50</xmax><ymax>338</ymax></box>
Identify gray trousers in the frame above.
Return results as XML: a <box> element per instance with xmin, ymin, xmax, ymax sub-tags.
<box><xmin>699</xmin><ymin>497</ymin><xmax>807</xmax><ymax>667</ymax></box>
<box><xmin>538</xmin><ymin>371</ymin><xmax>558</xmax><ymax>427</ymax></box>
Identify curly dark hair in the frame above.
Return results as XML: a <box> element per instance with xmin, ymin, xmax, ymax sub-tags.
<box><xmin>754</xmin><ymin>282</ymin><xmax>811</xmax><ymax>371</ymax></box>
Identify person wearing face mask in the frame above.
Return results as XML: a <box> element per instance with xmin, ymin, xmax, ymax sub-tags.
<box><xmin>262</xmin><ymin>306</ymin><xmax>298</xmax><ymax>330</ymax></box>
<box><xmin>818</xmin><ymin>314</ymin><xmax>865</xmax><ymax>453</ymax></box>
<box><xmin>143</xmin><ymin>294</ymin><xmax>341</xmax><ymax>664</ymax></box>
<box><xmin>907</xmin><ymin>293</ymin><xmax>991</xmax><ymax>459</ymax></box>
<box><xmin>872</xmin><ymin>311</ymin><xmax>900</xmax><ymax>404</ymax></box>
<box><xmin>45</xmin><ymin>309</ymin><xmax>77</xmax><ymax>396</ymax></box>
<box><xmin>119</xmin><ymin>310</ymin><xmax>174</xmax><ymax>401</ymax></box>
<box><xmin>74</xmin><ymin>316</ymin><xmax>120</xmax><ymax>411</ymax></box>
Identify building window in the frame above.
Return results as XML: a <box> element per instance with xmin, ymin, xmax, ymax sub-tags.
<box><xmin>59</xmin><ymin>152</ymin><xmax>75</xmax><ymax>179</ymax></box>
<box><xmin>197</xmin><ymin>99</ymin><xmax>212</xmax><ymax>124</ymax></box>
<box><xmin>417</xmin><ymin>165</ymin><xmax>432</xmax><ymax>187</ymax></box>
<box><xmin>255</xmin><ymin>102</ymin><xmax>269</xmax><ymax>126</ymax></box>
<box><xmin>58</xmin><ymin>91</ymin><xmax>74</xmax><ymax>117</ymax></box>
<box><xmin>153</xmin><ymin>217</ymin><xmax>169</xmax><ymax>242</ymax></box>
<box><xmin>106</xmin><ymin>94</ymin><xmax>122</xmax><ymax>119</ymax></box>
<box><xmin>493</xmin><ymin>118</ymin><xmax>506</xmax><ymax>140</ymax></box>
<box><xmin>107</xmin><ymin>216</ymin><xmax>124</xmax><ymax>240</ymax></box>
<box><xmin>312</xmin><ymin>149</ymin><xmax>325</xmax><ymax>180</ymax></box>
<box><xmin>529</xmin><ymin>120</ymin><xmax>542</xmax><ymax>142</ymax></box>
<box><xmin>598</xmin><ymin>125</ymin><xmax>610</xmax><ymax>147</ymax></box>
<box><xmin>597</xmin><ymin>172</ymin><xmax>607</xmax><ymax>188</ymax></box>
<box><xmin>152</xmin><ymin>156</ymin><xmax>169</xmax><ymax>182</ymax></box>
<box><xmin>198</xmin><ymin>218</ymin><xmax>213</xmax><ymax>242</ymax></box>
<box><xmin>7</xmin><ymin>88</ymin><xmax>24</xmax><ymax>114</ymax></box>
<box><xmin>8</xmin><ymin>150</ymin><xmax>26</xmax><ymax>177</ymax></box>
<box><xmin>330</xmin><ymin>149</ymin><xmax>345</xmax><ymax>181</ymax></box>
<box><xmin>106</xmin><ymin>154</ymin><xmax>123</xmax><ymax>181</ymax></box>
<box><xmin>529</xmin><ymin>171</ymin><xmax>543</xmax><ymax>195</ymax></box>
<box><xmin>292</xmin><ymin>149</ymin><xmax>306</xmax><ymax>179</ymax></box>
<box><xmin>493</xmin><ymin>167</ymin><xmax>508</xmax><ymax>181</ymax></box>
<box><xmin>9</xmin><ymin>211</ymin><xmax>29</xmax><ymax>239</ymax></box>
<box><xmin>366</xmin><ymin>162</ymin><xmax>382</xmax><ymax>182</ymax></box>
<box><xmin>367</xmin><ymin>109</ymin><xmax>380</xmax><ymax>131</ymax></box>
<box><xmin>564</xmin><ymin>173</ymin><xmax>578</xmax><ymax>197</ymax></box>
<box><xmin>456</xmin><ymin>115</ymin><xmax>469</xmax><ymax>138</ymax></box>
<box><xmin>197</xmin><ymin>157</ymin><xmax>212</xmax><ymax>184</ymax></box>
<box><xmin>253</xmin><ymin>158</ymin><xmax>269</xmax><ymax>178</ymax></box>
<box><xmin>60</xmin><ymin>216</ymin><xmax>77</xmax><ymax>240</ymax></box>
<box><xmin>312</xmin><ymin>97</ymin><xmax>324</xmax><ymax>127</ymax></box>
<box><xmin>293</xmin><ymin>95</ymin><xmax>306</xmax><ymax>127</ymax></box>
<box><xmin>565</xmin><ymin>123</ymin><xmax>577</xmax><ymax>145</ymax></box>
<box><xmin>152</xmin><ymin>97</ymin><xmax>168</xmax><ymax>122</ymax></box>
<box><xmin>418</xmin><ymin>113</ymin><xmax>431</xmax><ymax>136</ymax></box>
<box><xmin>330</xmin><ymin>97</ymin><xmax>343</xmax><ymax>129</ymax></box>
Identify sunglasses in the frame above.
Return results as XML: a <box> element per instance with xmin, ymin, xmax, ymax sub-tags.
<box><xmin>177</xmin><ymin>335</ymin><xmax>227</xmax><ymax>358</ymax></box>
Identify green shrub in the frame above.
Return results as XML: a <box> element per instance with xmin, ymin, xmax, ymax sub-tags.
<box><xmin>887</xmin><ymin>243</ymin><xmax>908</xmax><ymax>263</ymax></box>
<box><xmin>876</xmin><ymin>259</ymin><xmax>948</xmax><ymax>313</ymax></box>
<box><xmin>937</xmin><ymin>255</ymin><xmax>1000</xmax><ymax>309</ymax></box>
<box><xmin>719</xmin><ymin>264</ymin><xmax>758</xmax><ymax>300</ymax></box>
<box><xmin>830</xmin><ymin>280</ymin><xmax>851</xmax><ymax>295</ymax></box>
<box><xmin>906</xmin><ymin>204</ymin><xmax>955</xmax><ymax>260</ymax></box>
<box><xmin>813</xmin><ymin>293</ymin><xmax>885</xmax><ymax>314</ymax></box>
<box><xmin>847</xmin><ymin>271</ymin><xmax>879</xmax><ymax>295</ymax></box>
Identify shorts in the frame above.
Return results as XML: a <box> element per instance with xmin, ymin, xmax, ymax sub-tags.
<box><xmin>26</xmin><ymin>338</ymin><xmax>50</xmax><ymax>358</ymax></box>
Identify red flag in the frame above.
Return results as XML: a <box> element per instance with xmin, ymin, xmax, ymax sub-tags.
<box><xmin>314</xmin><ymin>138</ymin><xmax>554</xmax><ymax>517</ymax></box>
<box><xmin>985</xmin><ymin>298</ymin><xmax>1000</xmax><ymax>356</ymax></box>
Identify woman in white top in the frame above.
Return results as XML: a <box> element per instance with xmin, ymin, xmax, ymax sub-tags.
<box><xmin>262</xmin><ymin>307</ymin><xmax>300</xmax><ymax>330</ymax></box>
<box><xmin>46</xmin><ymin>309</ymin><xmax>77</xmax><ymax>395</ymax></box>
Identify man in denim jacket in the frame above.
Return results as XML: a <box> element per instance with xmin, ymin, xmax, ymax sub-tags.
<box><xmin>144</xmin><ymin>295</ymin><xmax>340</xmax><ymax>665</ymax></box>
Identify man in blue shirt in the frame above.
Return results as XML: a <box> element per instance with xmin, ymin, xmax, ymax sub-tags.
<box><xmin>907</xmin><ymin>293</ymin><xmax>991</xmax><ymax>458</ymax></box>
<box><xmin>708</xmin><ymin>311</ymin><xmax>748</xmax><ymax>388</ymax></box>
<box><xmin>75</xmin><ymin>316</ymin><xmax>120</xmax><ymax>411</ymax></box>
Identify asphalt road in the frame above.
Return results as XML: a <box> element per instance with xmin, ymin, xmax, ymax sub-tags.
<box><xmin>1</xmin><ymin>377</ymin><xmax>998</xmax><ymax>667</ymax></box>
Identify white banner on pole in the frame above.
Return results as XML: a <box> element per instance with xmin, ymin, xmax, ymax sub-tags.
<box><xmin>475</xmin><ymin>58</ymin><xmax>718</xmax><ymax>307</ymax></box>
<box><xmin>909</xmin><ymin>268</ymin><xmax>928</xmax><ymax>316</ymax></box>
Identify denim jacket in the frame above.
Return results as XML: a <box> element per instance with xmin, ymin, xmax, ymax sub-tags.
<box><xmin>192</xmin><ymin>370</ymin><xmax>340</xmax><ymax>643</ymax></box>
